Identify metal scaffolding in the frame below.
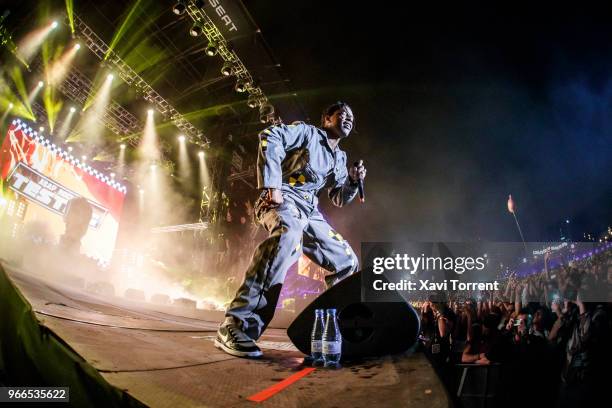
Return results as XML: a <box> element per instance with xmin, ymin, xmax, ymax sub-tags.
<box><xmin>29</xmin><ymin>58</ymin><xmax>143</xmax><ymax>148</ymax></box>
<box><xmin>185</xmin><ymin>2</ymin><xmax>278</xmax><ymax>124</ymax></box>
<box><xmin>59</xmin><ymin>66</ymin><xmax>143</xmax><ymax>145</ymax></box>
<box><xmin>72</xmin><ymin>12</ymin><xmax>209</xmax><ymax>147</ymax></box>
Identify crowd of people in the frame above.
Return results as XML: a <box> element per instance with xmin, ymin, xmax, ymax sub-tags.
<box><xmin>418</xmin><ymin>247</ymin><xmax>611</xmax><ymax>408</ymax></box>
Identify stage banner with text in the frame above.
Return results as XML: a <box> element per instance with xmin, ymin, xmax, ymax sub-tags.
<box><xmin>0</xmin><ymin>119</ymin><xmax>126</xmax><ymax>261</ymax></box>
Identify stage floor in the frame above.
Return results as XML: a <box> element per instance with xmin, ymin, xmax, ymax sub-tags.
<box><xmin>2</xmin><ymin>263</ymin><xmax>449</xmax><ymax>407</ymax></box>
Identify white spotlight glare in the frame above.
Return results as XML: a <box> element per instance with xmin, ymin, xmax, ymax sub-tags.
<box><xmin>110</xmin><ymin>172</ymin><xmax>116</xmax><ymax>178</ymax></box>
<box><xmin>172</xmin><ymin>2</ymin><xmax>186</xmax><ymax>15</ymax></box>
<box><xmin>147</xmin><ymin>109</ymin><xmax>154</xmax><ymax>115</ymax></box>
<box><xmin>198</xmin><ymin>151</ymin><xmax>204</xmax><ymax>158</ymax></box>
<box><xmin>39</xmin><ymin>126</ymin><xmax>44</xmax><ymax>132</ymax></box>
<box><xmin>107</xmin><ymin>73</ymin><xmax>114</xmax><ymax>81</ymax></box>
<box><xmin>178</xmin><ymin>135</ymin><xmax>186</xmax><ymax>142</ymax></box>
<box><xmin>67</xmin><ymin>146</ymin><xmax>73</xmax><ymax>152</ymax></box>
<box><xmin>189</xmin><ymin>24</ymin><xmax>202</xmax><ymax>37</ymax></box>
<box><xmin>221</xmin><ymin>62</ymin><xmax>233</xmax><ymax>76</ymax></box>
<box><xmin>70</xmin><ymin>107</ymin><xmax>76</xmax><ymax>113</ymax></box>
<box><xmin>205</xmin><ymin>41</ymin><xmax>218</xmax><ymax>57</ymax></box>
<box><xmin>8</xmin><ymin>103</ymin><xmax>14</xmax><ymax>109</ymax></box>
<box><xmin>120</xmin><ymin>143</ymin><xmax>126</xmax><ymax>149</ymax></box>
<box><xmin>51</xmin><ymin>21</ymin><xmax>59</xmax><ymax>29</ymax></box>
<box><xmin>38</xmin><ymin>80</ymin><xmax>44</xmax><ymax>87</ymax></box>
<box><xmin>82</xmin><ymin>155</ymin><xmax>87</xmax><ymax>161</ymax></box>
<box><xmin>74</xmin><ymin>43</ymin><xmax>81</xmax><ymax>50</ymax></box>
<box><xmin>150</xmin><ymin>164</ymin><xmax>156</xmax><ymax>171</ymax></box>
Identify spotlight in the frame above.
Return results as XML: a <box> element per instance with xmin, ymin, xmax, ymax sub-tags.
<box><xmin>235</xmin><ymin>78</ymin><xmax>249</xmax><ymax>93</ymax></box>
<box><xmin>82</xmin><ymin>155</ymin><xmax>87</xmax><ymax>161</ymax></box>
<box><xmin>247</xmin><ymin>94</ymin><xmax>259</xmax><ymax>109</ymax></box>
<box><xmin>189</xmin><ymin>23</ymin><xmax>203</xmax><ymax>37</ymax></box>
<box><xmin>38</xmin><ymin>80</ymin><xmax>44</xmax><ymax>87</ymax></box>
<box><xmin>139</xmin><ymin>188</ymin><xmax>145</xmax><ymax>194</ymax></box>
<box><xmin>147</xmin><ymin>108</ymin><xmax>154</xmax><ymax>115</ymax></box>
<box><xmin>221</xmin><ymin>62</ymin><xmax>233</xmax><ymax>76</ymax></box>
<box><xmin>205</xmin><ymin>41</ymin><xmax>218</xmax><ymax>57</ymax></box>
<box><xmin>70</xmin><ymin>107</ymin><xmax>76</xmax><ymax>113</ymax></box>
<box><xmin>51</xmin><ymin>21</ymin><xmax>59</xmax><ymax>29</ymax></box>
<box><xmin>74</xmin><ymin>43</ymin><xmax>81</xmax><ymax>50</ymax></box>
<box><xmin>198</xmin><ymin>151</ymin><xmax>204</xmax><ymax>158</ymax></box>
<box><xmin>150</xmin><ymin>164</ymin><xmax>157</xmax><ymax>171</ymax></box>
<box><xmin>8</xmin><ymin>103</ymin><xmax>13</xmax><ymax>109</ymax></box>
<box><xmin>110</xmin><ymin>172</ymin><xmax>116</xmax><ymax>178</ymax></box>
<box><xmin>172</xmin><ymin>1</ymin><xmax>186</xmax><ymax>15</ymax></box>
<box><xmin>107</xmin><ymin>73</ymin><xmax>114</xmax><ymax>80</ymax></box>
<box><xmin>178</xmin><ymin>135</ymin><xmax>186</xmax><ymax>142</ymax></box>
<box><xmin>120</xmin><ymin>143</ymin><xmax>126</xmax><ymax>149</ymax></box>
<box><xmin>67</xmin><ymin>146</ymin><xmax>73</xmax><ymax>152</ymax></box>
<box><xmin>259</xmin><ymin>103</ymin><xmax>274</xmax><ymax>117</ymax></box>
<box><xmin>260</xmin><ymin>114</ymin><xmax>273</xmax><ymax>124</ymax></box>
<box><xmin>39</xmin><ymin>127</ymin><xmax>45</xmax><ymax>132</ymax></box>
<box><xmin>259</xmin><ymin>104</ymin><xmax>274</xmax><ymax>124</ymax></box>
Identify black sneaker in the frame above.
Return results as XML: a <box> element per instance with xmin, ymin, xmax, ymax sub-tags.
<box><xmin>214</xmin><ymin>325</ymin><xmax>263</xmax><ymax>358</ymax></box>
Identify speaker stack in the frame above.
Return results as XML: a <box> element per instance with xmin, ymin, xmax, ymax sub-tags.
<box><xmin>287</xmin><ymin>269</ymin><xmax>420</xmax><ymax>359</ymax></box>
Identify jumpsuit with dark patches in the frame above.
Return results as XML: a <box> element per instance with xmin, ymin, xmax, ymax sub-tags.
<box><xmin>224</xmin><ymin>122</ymin><xmax>360</xmax><ymax>340</ymax></box>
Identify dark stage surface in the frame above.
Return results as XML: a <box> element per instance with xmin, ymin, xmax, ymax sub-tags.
<box><xmin>0</xmin><ymin>263</ymin><xmax>448</xmax><ymax>407</ymax></box>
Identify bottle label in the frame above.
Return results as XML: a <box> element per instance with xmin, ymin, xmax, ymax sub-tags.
<box><xmin>311</xmin><ymin>340</ymin><xmax>322</xmax><ymax>353</ymax></box>
<box><xmin>322</xmin><ymin>341</ymin><xmax>341</xmax><ymax>354</ymax></box>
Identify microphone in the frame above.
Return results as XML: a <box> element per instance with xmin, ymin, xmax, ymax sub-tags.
<box><xmin>353</xmin><ymin>161</ymin><xmax>365</xmax><ymax>203</ymax></box>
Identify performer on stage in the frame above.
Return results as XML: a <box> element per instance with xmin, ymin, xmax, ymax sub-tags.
<box><xmin>215</xmin><ymin>101</ymin><xmax>367</xmax><ymax>358</ymax></box>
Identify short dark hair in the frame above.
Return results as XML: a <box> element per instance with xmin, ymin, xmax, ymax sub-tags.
<box><xmin>66</xmin><ymin>197</ymin><xmax>93</xmax><ymax>224</ymax></box>
<box><xmin>320</xmin><ymin>101</ymin><xmax>352</xmax><ymax>128</ymax></box>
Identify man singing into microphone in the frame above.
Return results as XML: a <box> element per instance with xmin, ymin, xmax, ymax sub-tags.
<box><xmin>215</xmin><ymin>101</ymin><xmax>367</xmax><ymax>358</ymax></box>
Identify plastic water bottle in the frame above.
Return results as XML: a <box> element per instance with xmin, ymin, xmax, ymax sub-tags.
<box><xmin>310</xmin><ymin>309</ymin><xmax>325</xmax><ymax>366</ymax></box>
<box><xmin>322</xmin><ymin>308</ymin><xmax>342</xmax><ymax>368</ymax></box>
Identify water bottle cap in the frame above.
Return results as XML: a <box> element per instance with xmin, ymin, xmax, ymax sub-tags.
<box><xmin>326</xmin><ymin>308</ymin><xmax>337</xmax><ymax>314</ymax></box>
<box><xmin>315</xmin><ymin>309</ymin><xmax>324</xmax><ymax>314</ymax></box>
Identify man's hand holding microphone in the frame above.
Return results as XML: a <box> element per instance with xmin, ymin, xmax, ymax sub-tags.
<box><xmin>263</xmin><ymin>160</ymin><xmax>367</xmax><ymax>207</ymax></box>
<box><xmin>349</xmin><ymin>159</ymin><xmax>367</xmax><ymax>203</ymax></box>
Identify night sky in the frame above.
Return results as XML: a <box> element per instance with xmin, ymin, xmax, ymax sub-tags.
<box><xmin>244</xmin><ymin>3</ymin><xmax>612</xmax><ymax>243</ymax></box>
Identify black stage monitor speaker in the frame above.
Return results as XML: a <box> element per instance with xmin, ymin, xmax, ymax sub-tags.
<box><xmin>287</xmin><ymin>269</ymin><xmax>420</xmax><ymax>359</ymax></box>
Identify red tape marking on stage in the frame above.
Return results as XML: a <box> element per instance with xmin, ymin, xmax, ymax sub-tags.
<box><xmin>247</xmin><ymin>367</ymin><xmax>316</xmax><ymax>402</ymax></box>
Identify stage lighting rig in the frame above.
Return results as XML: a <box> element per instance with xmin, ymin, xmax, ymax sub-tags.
<box><xmin>205</xmin><ymin>41</ymin><xmax>218</xmax><ymax>56</ymax></box>
<box><xmin>235</xmin><ymin>78</ymin><xmax>251</xmax><ymax>93</ymax></box>
<box><xmin>72</xmin><ymin>13</ymin><xmax>207</xmax><ymax>146</ymax></box>
<box><xmin>180</xmin><ymin>2</ymin><xmax>279</xmax><ymax>124</ymax></box>
<box><xmin>220</xmin><ymin>62</ymin><xmax>233</xmax><ymax>76</ymax></box>
<box><xmin>247</xmin><ymin>94</ymin><xmax>259</xmax><ymax>109</ymax></box>
<box><xmin>259</xmin><ymin>103</ymin><xmax>275</xmax><ymax>124</ymax></box>
<box><xmin>189</xmin><ymin>23</ymin><xmax>203</xmax><ymax>37</ymax></box>
<box><xmin>259</xmin><ymin>103</ymin><xmax>274</xmax><ymax>117</ymax></box>
<box><xmin>172</xmin><ymin>1</ymin><xmax>187</xmax><ymax>15</ymax></box>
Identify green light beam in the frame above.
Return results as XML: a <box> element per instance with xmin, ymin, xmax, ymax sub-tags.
<box><xmin>65</xmin><ymin>0</ymin><xmax>75</xmax><ymax>34</ymax></box>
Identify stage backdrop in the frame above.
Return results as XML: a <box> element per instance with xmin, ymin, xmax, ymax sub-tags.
<box><xmin>0</xmin><ymin>119</ymin><xmax>126</xmax><ymax>262</ymax></box>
